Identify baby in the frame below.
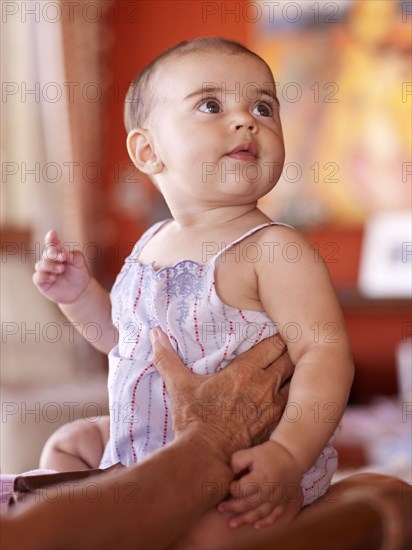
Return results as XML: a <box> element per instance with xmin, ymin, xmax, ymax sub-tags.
<box><xmin>34</xmin><ymin>38</ymin><xmax>354</xmax><ymax>530</ymax></box>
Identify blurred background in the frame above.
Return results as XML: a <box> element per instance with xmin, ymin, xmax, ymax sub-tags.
<box><xmin>1</xmin><ymin>0</ymin><xmax>411</xmax><ymax>478</ymax></box>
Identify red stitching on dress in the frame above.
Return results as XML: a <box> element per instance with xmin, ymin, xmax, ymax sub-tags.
<box><xmin>193</xmin><ymin>268</ymin><xmax>205</xmax><ymax>358</ymax></box>
<box><xmin>253</xmin><ymin>323</ymin><xmax>267</xmax><ymax>345</ymax></box>
<box><xmin>162</xmin><ymin>381</ymin><xmax>169</xmax><ymax>445</ymax></box>
<box><xmin>302</xmin><ymin>452</ymin><xmax>336</xmax><ymax>493</ymax></box>
<box><xmin>222</xmin><ymin>320</ymin><xmax>233</xmax><ymax>363</ymax></box>
<box><xmin>238</xmin><ymin>309</ymin><xmax>248</xmax><ymax>323</ymax></box>
<box><xmin>133</xmin><ymin>271</ymin><xmax>145</xmax><ymax>315</ymax></box>
<box><xmin>129</xmin><ymin>363</ymin><xmax>153</xmax><ymax>463</ymax></box>
<box><xmin>129</xmin><ymin>325</ymin><xmax>142</xmax><ymax>360</ymax></box>
<box><xmin>207</xmin><ymin>281</ymin><xmax>215</xmax><ymax>302</ymax></box>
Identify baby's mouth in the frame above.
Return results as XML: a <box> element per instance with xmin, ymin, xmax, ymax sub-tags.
<box><xmin>226</xmin><ymin>143</ymin><xmax>258</xmax><ymax>162</ymax></box>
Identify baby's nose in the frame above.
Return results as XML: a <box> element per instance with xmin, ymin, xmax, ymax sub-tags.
<box><xmin>231</xmin><ymin>116</ymin><xmax>257</xmax><ymax>133</ymax></box>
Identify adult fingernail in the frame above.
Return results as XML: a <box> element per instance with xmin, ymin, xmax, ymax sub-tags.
<box><xmin>150</xmin><ymin>328</ymin><xmax>159</xmax><ymax>344</ymax></box>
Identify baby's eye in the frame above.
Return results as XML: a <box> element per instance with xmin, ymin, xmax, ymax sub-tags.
<box><xmin>198</xmin><ymin>98</ymin><xmax>222</xmax><ymax>114</ymax></box>
<box><xmin>252</xmin><ymin>102</ymin><xmax>273</xmax><ymax>117</ymax></box>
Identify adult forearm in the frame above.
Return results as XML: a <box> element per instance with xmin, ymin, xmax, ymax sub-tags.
<box><xmin>2</xmin><ymin>433</ymin><xmax>232</xmax><ymax>550</ymax></box>
<box><xmin>59</xmin><ymin>277</ymin><xmax>116</xmax><ymax>354</ymax></box>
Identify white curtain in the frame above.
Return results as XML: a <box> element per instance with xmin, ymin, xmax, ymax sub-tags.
<box><xmin>1</xmin><ymin>0</ymin><xmax>113</xmax><ymax>244</ymax></box>
<box><xmin>1</xmin><ymin>6</ymin><xmax>73</xmax><ymax>243</ymax></box>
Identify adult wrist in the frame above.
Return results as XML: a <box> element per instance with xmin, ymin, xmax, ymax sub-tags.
<box><xmin>180</xmin><ymin>431</ymin><xmax>233</xmax><ymax>491</ymax></box>
<box><xmin>176</xmin><ymin>422</ymin><xmax>249</xmax><ymax>466</ymax></box>
<box><xmin>176</xmin><ymin>425</ymin><xmax>226</xmax><ymax>462</ymax></box>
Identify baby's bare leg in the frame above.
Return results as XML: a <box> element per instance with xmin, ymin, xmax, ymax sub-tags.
<box><xmin>40</xmin><ymin>416</ymin><xmax>110</xmax><ymax>471</ymax></box>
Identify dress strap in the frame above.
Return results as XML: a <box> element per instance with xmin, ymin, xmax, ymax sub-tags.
<box><xmin>128</xmin><ymin>219</ymin><xmax>173</xmax><ymax>261</ymax></box>
<box><xmin>210</xmin><ymin>221</ymin><xmax>294</xmax><ymax>264</ymax></box>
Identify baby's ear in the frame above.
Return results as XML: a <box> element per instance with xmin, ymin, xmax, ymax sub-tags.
<box><xmin>126</xmin><ymin>129</ymin><xmax>163</xmax><ymax>175</ymax></box>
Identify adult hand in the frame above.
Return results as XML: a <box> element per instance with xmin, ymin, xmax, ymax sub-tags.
<box><xmin>150</xmin><ymin>328</ymin><xmax>293</xmax><ymax>461</ymax></box>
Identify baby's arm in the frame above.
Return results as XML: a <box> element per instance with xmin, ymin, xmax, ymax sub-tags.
<box><xmin>33</xmin><ymin>229</ymin><xmax>116</xmax><ymax>354</ymax></box>
<box><xmin>259</xmin><ymin>227</ymin><xmax>354</xmax><ymax>471</ymax></box>
<box><xmin>220</xmin><ymin>226</ymin><xmax>354</xmax><ymax>527</ymax></box>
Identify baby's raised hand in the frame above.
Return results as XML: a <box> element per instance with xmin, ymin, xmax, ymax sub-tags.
<box><xmin>218</xmin><ymin>441</ymin><xmax>304</xmax><ymax>529</ymax></box>
<box><xmin>33</xmin><ymin>229</ymin><xmax>91</xmax><ymax>304</ymax></box>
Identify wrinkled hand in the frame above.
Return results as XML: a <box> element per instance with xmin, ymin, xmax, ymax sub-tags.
<box><xmin>218</xmin><ymin>440</ymin><xmax>304</xmax><ymax>529</ymax></box>
<box><xmin>150</xmin><ymin>328</ymin><xmax>293</xmax><ymax>460</ymax></box>
<box><xmin>33</xmin><ymin>229</ymin><xmax>91</xmax><ymax>304</ymax></box>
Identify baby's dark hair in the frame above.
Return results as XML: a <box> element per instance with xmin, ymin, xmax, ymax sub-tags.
<box><xmin>124</xmin><ymin>37</ymin><xmax>268</xmax><ymax>132</ymax></box>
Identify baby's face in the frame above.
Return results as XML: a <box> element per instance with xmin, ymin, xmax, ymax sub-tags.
<box><xmin>150</xmin><ymin>51</ymin><xmax>285</xmax><ymax>208</ymax></box>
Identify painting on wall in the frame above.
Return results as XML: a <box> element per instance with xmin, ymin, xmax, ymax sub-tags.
<box><xmin>252</xmin><ymin>0</ymin><xmax>411</xmax><ymax>227</ymax></box>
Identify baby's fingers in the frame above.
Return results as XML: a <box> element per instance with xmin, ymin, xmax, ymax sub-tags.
<box><xmin>34</xmin><ymin>259</ymin><xmax>65</xmax><ymax>275</ymax></box>
<box><xmin>228</xmin><ymin>502</ymin><xmax>274</xmax><ymax>529</ymax></box>
<box><xmin>33</xmin><ymin>254</ymin><xmax>66</xmax><ymax>290</ymax></box>
<box><xmin>253</xmin><ymin>504</ymin><xmax>285</xmax><ymax>529</ymax></box>
<box><xmin>218</xmin><ymin>478</ymin><xmax>259</xmax><ymax>515</ymax></box>
<box><xmin>43</xmin><ymin>229</ymin><xmax>69</xmax><ymax>263</ymax></box>
<box><xmin>230</xmin><ymin>448</ymin><xmax>253</xmax><ymax>475</ymax></box>
<box><xmin>32</xmin><ymin>269</ymin><xmax>58</xmax><ymax>289</ymax></box>
<box><xmin>218</xmin><ymin>496</ymin><xmax>251</xmax><ymax>515</ymax></box>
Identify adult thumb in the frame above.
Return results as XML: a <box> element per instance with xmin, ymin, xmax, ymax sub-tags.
<box><xmin>150</xmin><ymin>329</ymin><xmax>187</xmax><ymax>389</ymax></box>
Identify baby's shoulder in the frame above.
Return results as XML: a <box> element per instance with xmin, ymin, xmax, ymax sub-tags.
<box><xmin>250</xmin><ymin>224</ymin><xmax>323</xmax><ymax>271</ymax></box>
<box><xmin>252</xmin><ymin>223</ymin><xmax>310</xmax><ymax>249</ymax></box>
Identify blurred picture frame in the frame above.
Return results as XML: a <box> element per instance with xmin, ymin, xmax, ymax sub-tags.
<box><xmin>358</xmin><ymin>211</ymin><xmax>412</xmax><ymax>298</ymax></box>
